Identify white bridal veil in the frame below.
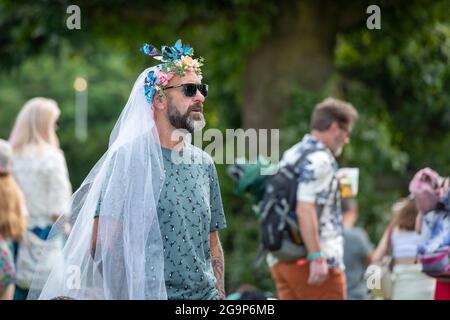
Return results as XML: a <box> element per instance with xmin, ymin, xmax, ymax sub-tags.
<box><xmin>27</xmin><ymin>67</ymin><xmax>167</xmax><ymax>299</ymax></box>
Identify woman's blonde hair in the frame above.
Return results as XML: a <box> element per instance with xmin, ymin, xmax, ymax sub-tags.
<box><xmin>0</xmin><ymin>175</ymin><xmax>27</xmax><ymax>241</ymax></box>
<box><xmin>391</xmin><ymin>198</ymin><xmax>418</xmax><ymax>231</ymax></box>
<box><xmin>9</xmin><ymin>97</ymin><xmax>61</xmax><ymax>152</ymax></box>
<box><xmin>0</xmin><ymin>139</ymin><xmax>13</xmax><ymax>175</ymax></box>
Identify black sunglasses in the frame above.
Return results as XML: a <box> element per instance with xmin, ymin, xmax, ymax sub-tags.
<box><xmin>163</xmin><ymin>83</ymin><xmax>208</xmax><ymax>98</ymax></box>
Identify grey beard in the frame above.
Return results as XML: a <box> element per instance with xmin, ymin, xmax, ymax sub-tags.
<box><xmin>186</xmin><ymin>116</ymin><xmax>206</xmax><ymax>132</ymax></box>
<box><xmin>334</xmin><ymin>145</ymin><xmax>343</xmax><ymax>157</ymax></box>
<box><xmin>168</xmin><ymin>102</ymin><xmax>205</xmax><ymax>133</ymax></box>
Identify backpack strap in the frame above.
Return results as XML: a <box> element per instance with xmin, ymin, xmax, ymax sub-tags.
<box><xmin>253</xmin><ymin>146</ymin><xmax>327</xmax><ymax>268</ymax></box>
<box><xmin>291</xmin><ymin>146</ymin><xmax>326</xmax><ymax>175</ymax></box>
<box><xmin>292</xmin><ymin>146</ymin><xmax>327</xmax><ymax>192</ymax></box>
<box><xmin>277</xmin><ymin>146</ymin><xmax>326</xmax><ymax>232</ymax></box>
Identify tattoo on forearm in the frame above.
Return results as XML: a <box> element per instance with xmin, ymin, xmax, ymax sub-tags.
<box><xmin>212</xmin><ymin>255</ymin><xmax>225</xmax><ymax>299</ymax></box>
<box><xmin>211</xmin><ymin>237</ymin><xmax>225</xmax><ymax>299</ymax></box>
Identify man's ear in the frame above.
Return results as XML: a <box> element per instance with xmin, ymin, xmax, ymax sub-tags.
<box><xmin>152</xmin><ymin>92</ymin><xmax>166</xmax><ymax>111</ymax></box>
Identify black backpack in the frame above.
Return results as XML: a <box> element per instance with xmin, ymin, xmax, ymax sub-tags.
<box><xmin>256</xmin><ymin>147</ymin><xmax>326</xmax><ymax>264</ymax></box>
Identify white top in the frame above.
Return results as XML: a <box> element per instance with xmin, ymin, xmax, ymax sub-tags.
<box><xmin>12</xmin><ymin>146</ymin><xmax>72</xmax><ymax>229</ymax></box>
<box><xmin>391</xmin><ymin>230</ymin><xmax>422</xmax><ymax>259</ymax></box>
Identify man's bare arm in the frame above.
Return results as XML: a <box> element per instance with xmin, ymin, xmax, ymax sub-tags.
<box><xmin>297</xmin><ymin>202</ymin><xmax>321</xmax><ymax>253</ymax></box>
<box><xmin>297</xmin><ymin>201</ymin><xmax>329</xmax><ymax>285</ymax></box>
<box><xmin>210</xmin><ymin>231</ymin><xmax>225</xmax><ymax>299</ymax></box>
<box><xmin>91</xmin><ymin>217</ymin><xmax>99</xmax><ymax>257</ymax></box>
<box><xmin>372</xmin><ymin>223</ymin><xmax>393</xmax><ymax>262</ymax></box>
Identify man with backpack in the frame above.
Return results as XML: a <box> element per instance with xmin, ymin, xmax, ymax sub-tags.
<box><xmin>266</xmin><ymin>97</ymin><xmax>358</xmax><ymax>299</ymax></box>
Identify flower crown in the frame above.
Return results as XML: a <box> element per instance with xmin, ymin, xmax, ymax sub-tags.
<box><xmin>141</xmin><ymin>39</ymin><xmax>204</xmax><ymax>104</ymax></box>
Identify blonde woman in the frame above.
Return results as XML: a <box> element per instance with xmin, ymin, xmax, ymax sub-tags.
<box><xmin>372</xmin><ymin>198</ymin><xmax>436</xmax><ymax>300</ymax></box>
<box><xmin>9</xmin><ymin>98</ymin><xmax>72</xmax><ymax>300</ymax></box>
<box><xmin>0</xmin><ymin>139</ymin><xmax>27</xmax><ymax>300</ymax></box>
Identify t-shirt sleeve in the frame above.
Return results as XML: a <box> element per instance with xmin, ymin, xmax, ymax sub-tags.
<box><xmin>94</xmin><ymin>195</ymin><xmax>101</xmax><ymax>218</ymax></box>
<box><xmin>357</xmin><ymin>228</ymin><xmax>374</xmax><ymax>259</ymax></box>
<box><xmin>209</xmin><ymin>163</ymin><xmax>227</xmax><ymax>232</ymax></box>
<box><xmin>296</xmin><ymin>151</ymin><xmax>334</xmax><ymax>203</ymax></box>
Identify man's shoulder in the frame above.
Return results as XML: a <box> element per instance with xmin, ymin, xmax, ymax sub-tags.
<box><xmin>287</xmin><ymin>135</ymin><xmax>333</xmax><ymax>164</ymax></box>
<box><xmin>301</xmin><ymin>150</ymin><xmax>335</xmax><ymax>180</ymax></box>
<box><xmin>344</xmin><ymin>227</ymin><xmax>367</xmax><ymax>239</ymax></box>
<box><xmin>305</xmin><ymin>149</ymin><xmax>333</xmax><ymax>164</ymax></box>
<box><xmin>344</xmin><ymin>227</ymin><xmax>372</xmax><ymax>251</ymax></box>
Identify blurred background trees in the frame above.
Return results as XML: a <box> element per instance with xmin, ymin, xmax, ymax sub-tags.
<box><xmin>0</xmin><ymin>0</ymin><xmax>449</xmax><ymax>293</ymax></box>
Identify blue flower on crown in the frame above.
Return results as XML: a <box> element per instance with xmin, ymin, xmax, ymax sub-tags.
<box><xmin>141</xmin><ymin>39</ymin><xmax>194</xmax><ymax>63</ymax></box>
<box><xmin>143</xmin><ymin>67</ymin><xmax>160</xmax><ymax>104</ymax></box>
<box><xmin>161</xmin><ymin>40</ymin><xmax>193</xmax><ymax>61</ymax></box>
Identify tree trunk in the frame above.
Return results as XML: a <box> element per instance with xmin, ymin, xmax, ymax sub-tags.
<box><xmin>241</xmin><ymin>0</ymin><xmax>366</xmax><ymax>129</ymax></box>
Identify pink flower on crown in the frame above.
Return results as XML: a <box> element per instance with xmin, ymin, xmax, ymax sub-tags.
<box><xmin>155</xmin><ymin>70</ymin><xmax>173</xmax><ymax>87</ymax></box>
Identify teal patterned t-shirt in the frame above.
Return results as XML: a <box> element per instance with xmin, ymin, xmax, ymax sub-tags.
<box><xmin>94</xmin><ymin>143</ymin><xmax>227</xmax><ymax>299</ymax></box>
<box><xmin>159</xmin><ymin>145</ymin><xmax>226</xmax><ymax>299</ymax></box>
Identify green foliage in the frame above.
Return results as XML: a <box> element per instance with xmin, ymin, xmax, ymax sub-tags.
<box><xmin>331</xmin><ymin>0</ymin><xmax>450</xmax><ymax>241</ymax></box>
<box><xmin>336</xmin><ymin>0</ymin><xmax>450</xmax><ymax>173</ymax></box>
<box><xmin>0</xmin><ymin>46</ymin><xmax>138</xmax><ymax>188</ymax></box>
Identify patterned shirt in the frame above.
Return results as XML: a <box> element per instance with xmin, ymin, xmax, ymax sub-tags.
<box><xmin>418</xmin><ymin>188</ymin><xmax>450</xmax><ymax>255</ymax></box>
<box><xmin>0</xmin><ymin>237</ymin><xmax>15</xmax><ymax>292</ymax></box>
<box><xmin>95</xmin><ymin>144</ymin><xmax>227</xmax><ymax>299</ymax></box>
<box><xmin>159</xmin><ymin>145</ymin><xmax>227</xmax><ymax>299</ymax></box>
<box><xmin>12</xmin><ymin>146</ymin><xmax>72</xmax><ymax>229</ymax></box>
<box><xmin>267</xmin><ymin>134</ymin><xmax>344</xmax><ymax>269</ymax></box>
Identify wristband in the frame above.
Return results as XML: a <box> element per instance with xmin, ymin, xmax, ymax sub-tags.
<box><xmin>295</xmin><ymin>258</ymin><xmax>308</xmax><ymax>267</ymax></box>
<box><xmin>307</xmin><ymin>251</ymin><xmax>323</xmax><ymax>261</ymax></box>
